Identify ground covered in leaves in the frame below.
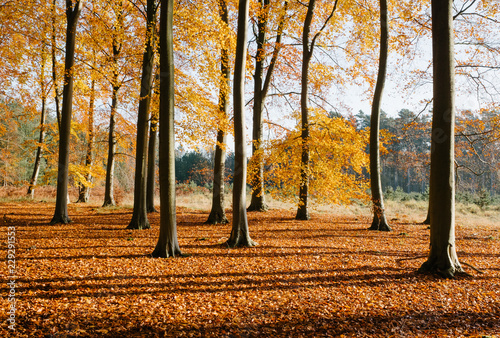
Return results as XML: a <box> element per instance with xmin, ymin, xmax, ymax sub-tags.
<box><xmin>1</xmin><ymin>201</ymin><xmax>499</xmax><ymax>337</ymax></box>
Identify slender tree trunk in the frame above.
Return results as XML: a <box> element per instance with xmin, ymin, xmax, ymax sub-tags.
<box><xmin>28</xmin><ymin>44</ymin><xmax>48</xmax><ymax>198</ymax></box>
<box><xmin>77</xmin><ymin>78</ymin><xmax>95</xmax><ymax>203</ymax></box>
<box><xmin>418</xmin><ymin>0</ymin><xmax>462</xmax><ymax>278</ymax></box>
<box><xmin>152</xmin><ymin>0</ymin><xmax>182</xmax><ymax>257</ymax></box>
<box><xmin>51</xmin><ymin>0</ymin><xmax>61</xmax><ymax>131</ymax></box>
<box><xmin>296</xmin><ymin>1</ymin><xmax>316</xmax><ymax>221</ymax></box>
<box><xmin>103</xmin><ymin>84</ymin><xmax>118</xmax><ymax>207</ymax></box>
<box><xmin>248</xmin><ymin>0</ymin><xmax>269</xmax><ymax>212</ymax></box>
<box><xmin>226</xmin><ymin>0</ymin><xmax>256</xmax><ymax>248</ymax></box>
<box><xmin>128</xmin><ymin>0</ymin><xmax>157</xmax><ymax>230</ymax></box>
<box><xmin>248</xmin><ymin>0</ymin><xmax>288</xmax><ymax>212</ymax></box>
<box><xmin>207</xmin><ymin>0</ymin><xmax>230</xmax><ymax>225</ymax></box>
<box><xmin>50</xmin><ymin>0</ymin><xmax>82</xmax><ymax>224</ymax></box>
<box><xmin>146</xmin><ymin>117</ymin><xmax>158</xmax><ymax>212</ymax></box>
<box><xmin>368</xmin><ymin>0</ymin><xmax>391</xmax><ymax>231</ymax></box>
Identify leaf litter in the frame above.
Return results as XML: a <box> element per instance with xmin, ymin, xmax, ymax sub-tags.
<box><xmin>0</xmin><ymin>202</ymin><xmax>499</xmax><ymax>337</ymax></box>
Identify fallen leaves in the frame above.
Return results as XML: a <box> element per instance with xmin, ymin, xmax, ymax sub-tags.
<box><xmin>0</xmin><ymin>201</ymin><xmax>499</xmax><ymax>337</ymax></box>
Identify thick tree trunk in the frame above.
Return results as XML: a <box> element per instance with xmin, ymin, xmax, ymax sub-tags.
<box><xmin>296</xmin><ymin>0</ymin><xmax>316</xmax><ymax>221</ymax></box>
<box><xmin>418</xmin><ymin>0</ymin><xmax>462</xmax><ymax>278</ymax></box>
<box><xmin>128</xmin><ymin>0</ymin><xmax>156</xmax><ymax>230</ymax></box>
<box><xmin>207</xmin><ymin>0</ymin><xmax>230</xmax><ymax>225</ymax></box>
<box><xmin>368</xmin><ymin>0</ymin><xmax>391</xmax><ymax>231</ymax></box>
<box><xmin>152</xmin><ymin>0</ymin><xmax>182</xmax><ymax>257</ymax></box>
<box><xmin>146</xmin><ymin>119</ymin><xmax>158</xmax><ymax>212</ymax></box>
<box><xmin>226</xmin><ymin>0</ymin><xmax>256</xmax><ymax>248</ymax></box>
<box><xmin>50</xmin><ymin>0</ymin><xmax>82</xmax><ymax>224</ymax></box>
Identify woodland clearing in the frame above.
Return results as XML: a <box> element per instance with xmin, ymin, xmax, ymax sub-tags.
<box><xmin>0</xmin><ymin>188</ymin><xmax>499</xmax><ymax>337</ymax></box>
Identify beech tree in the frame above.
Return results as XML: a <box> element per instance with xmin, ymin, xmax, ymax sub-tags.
<box><xmin>152</xmin><ymin>0</ymin><xmax>181</xmax><ymax>257</ymax></box>
<box><xmin>76</xmin><ymin>77</ymin><xmax>95</xmax><ymax>203</ymax></box>
<box><xmin>418</xmin><ymin>0</ymin><xmax>462</xmax><ymax>278</ymax></box>
<box><xmin>50</xmin><ymin>0</ymin><xmax>82</xmax><ymax>224</ymax></box>
<box><xmin>296</xmin><ymin>0</ymin><xmax>338</xmax><ymax>220</ymax></box>
<box><xmin>102</xmin><ymin>0</ymin><xmax>125</xmax><ymax>207</ymax></box>
<box><xmin>247</xmin><ymin>0</ymin><xmax>288</xmax><ymax>212</ymax></box>
<box><xmin>128</xmin><ymin>0</ymin><xmax>158</xmax><ymax>230</ymax></box>
<box><xmin>207</xmin><ymin>0</ymin><xmax>230</xmax><ymax>225</ymax></box>
<box><xmin>226</xmin><ymin>0</ymin><xmax>256</xmax><ymax>248</ymax></box>
<box><xmin>28</xmin><ymin>40</ymin><xmax>49</xmax><ymax>198</ymax></box>
<box><xmin>146</xmin><ymin>115</ymin><xmax>158</xmax><ymax>213</ymax></box>
<box><xmin>368</xmin><ymin>0</ymin><xmax>391</xmax><ymax>231</ymax></box>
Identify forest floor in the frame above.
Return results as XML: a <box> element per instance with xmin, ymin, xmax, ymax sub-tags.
<box><xmin>0</xmin><ymin>196</ymin><xmax>499</xmax><ymax>337</ymax></box>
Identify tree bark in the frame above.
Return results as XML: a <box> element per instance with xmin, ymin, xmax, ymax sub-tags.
<box><xmin>226</xmin><ymin>0</ymin><xmax>256</xmax><ymax>248</ymax></box>
<box><xmin>77</xmin><ymin>78</ymin><xmax>95</xmax><ymax>203</ymax></box>
<box><xmin>368</xmin><ymin>0</ymin><xmax>391</xmax><ymax>231</ymax></box>
<box><xmin>103</xmin><ymin>84</ymin><xmax>118</xmax><ymax>207</ymax></box>
<box><xmin>248</xmin><ymin>0</ymin><xmax>288</xmax><ymax>212</ymax></box>
<box><xmin>418</xmin><ymin>0</ymin><xmax>462</xmax><ymax>278</ymax></box>
<box><xmin>51</xmin><ymin>0</ymin><xmax>62</xmax><ymax>131</ymax></box>
<box><xmin>152</xmin><ymin>0</ymin><xmax>182</xmax><ymax>257</ymax></box>
<box><xmin>207</xmin><ymin>0</ymin><xmax>230</xmax><ymax>225</ymax></box>
<box><xmin>146</xmin><ymin>117</ymin><xmax>158</xmax><ymax>212</ymax></box>
<box><xmin>28</xmin><ymin>43</ymin><xmax>48</xmax><ymax>198</ymax></box>
<box><xmin>296</xmin><ymin>0</ymin><xmax>316</xmax><ymax>221</ymax></box>
<box><xmin>50</xmin><ymin>0</ymin><xmax>82</xmax><ymax>224</ymax></box>
<box><xmin>103</xmin><ymin>7</ymin><xmax>124</xmax><ymax>207</ymax></box>
<box><xmin>128</xmin><ymin>0</ymin><xmax>157</xmax><ymax>230</ymax></box>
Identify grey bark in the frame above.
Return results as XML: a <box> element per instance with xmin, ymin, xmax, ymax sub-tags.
<box><xmin>102</xmin><ymin>84</ymin><xmax>118</xmax><ymax>207</ymax></box>
<box><xmin>28</xmin><ymin>43</ymin><xmax>48</xmax><ymax>198</ymax></box>
<box><xmin>296</xmin><ymin>0</ymin><xmax>316</xmax><ymax>221</ymax></box>
<box><xmin>207</xmin><ymin>0</ymin><xmax>230</xmax><ymax>225</ymax></box>
<box><xmin>128</xmin><ymin>0</ymin><xmax>157</xmax><ymax>230</ymax></box>
<box><xmin>103</xmin><ymin>6</ymin><xmax>124</xmax><ymax>207</ymax></box>
<box><xmin>50</xmin><ymin>0</ymin><xmax>82</xmax><ymax>224</ymax></box>
<box><xmin>51</xmin><ymin>0</ymin><xmax>62</xmax><ymax>131</ymax></box>
<box><xmin>77</xmin><ymin>78</ymin><xmax>95</xmax><ymax>203</ymax></box>
<box><xmin>296</xmin><ymin>0</ymin><xmax>337</xmax><ymax>221</ymax></box>
<box><xmin>152</xmin><ymin>0</ymin><xmax>182</xmax><ymax>257</ymax></box>
<box><xmin>418</xmin><ymin>0</ymin><xmax>462</xmax><ymax>278</ymax></box>
<box><xmin>368</xmin><ymin>0</ymin><xmax>391</xmax><ymax>231</ymax></box>
<box><xmin>248</xmin><ymin>0</ymin><xmax>288</xmax><ymax>212</ymax></box>
<box><xmin>226</xmin><ymin>0</ymin><xmax>256</xmax><ymax>248</ymax></box>
<box><xmin>146</xmin><ymin>118</ymin><xmax>158</xmax><ymax>212</ymax></box>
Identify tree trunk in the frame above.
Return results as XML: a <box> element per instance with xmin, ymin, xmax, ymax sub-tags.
<box><xmin>207</xmin><ymin>0</ymin><xmax>230</xmax><ymax>225</ymax></box>
<box><xmin>103</xmin><ymin>85</ymin><xmax>118</xmax><ymax>207</ymax></box>
<box><xmin>152</xmin><ymin>0</ymin><xmax>182</xmax><ymax>257</ymax></box>
<box><xmin>146</xmin><ymin>118</ymin><xmax>158</xmax><ymax>212</ymax></box>
<box><xmin>368</xmin><ymin>0</ymin><xmax>391</xmax><ymax>231</ymax></box>
<box><xmin>248</xmin><ymin>0</ymin><xmax>287</xmax><ymax>212</ymax></box>
<box><xmin>51</xmin><ymin>0</ymin><xmax>62</xmax><ymax>131</ymax></box>
<box><xmin>248</xmin><ymin>0</ymin><xmax>269</xmax><ymax>212</ymax></box>
<box><xmin>28</xmin><ymin>43</ymin><xmax>48</xmax><ymax>199</ymax></box>
<box><xmin>77</xmin><ymin>78</ymin><xmax>95</xmax><ymax>203</ymax></box>
<box><xmin>207</xmin><ymin>129</ymin><xmax>228</xmax><ymax>224</ymax></box>
<box><xmin>128</xmin><ymin>0</ymin><xmax>157</xmax><ymax>230</ymax></box>
<box><xmin>296</xmin><ymin>0</ymin><xmax>316</xmax><ymax>221</ymax></box>
<box><xmin>226</xmin><ymin>0</ymin><xmax>256</xmax><ymax>248</ymax></box>
<box><xmin>50</xmin><ymin>0</ymin><xmax>82</xmax><ymax>224</ymax></box>
<box><xmin>418</xmin><ymin>0</ymin><xmax>462</xmax><ymax>278</ymax></box>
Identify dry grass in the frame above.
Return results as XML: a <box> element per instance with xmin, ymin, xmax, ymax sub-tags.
<box><xmin>1</xmin><ymin>185</ymin><xmax>499</xmax><ymax>228</ymax></box>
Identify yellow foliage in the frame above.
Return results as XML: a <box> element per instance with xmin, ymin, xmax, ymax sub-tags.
<box><xmin>250</xmin><ymin>112</ymin><xmax>370</xmax><ymax>208</ymax></box>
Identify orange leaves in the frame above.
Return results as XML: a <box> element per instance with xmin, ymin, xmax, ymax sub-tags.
<box><xmin>0</xmin><ymin>201</ymin><xmax>499</xmax><ymax>336</ymax></box>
